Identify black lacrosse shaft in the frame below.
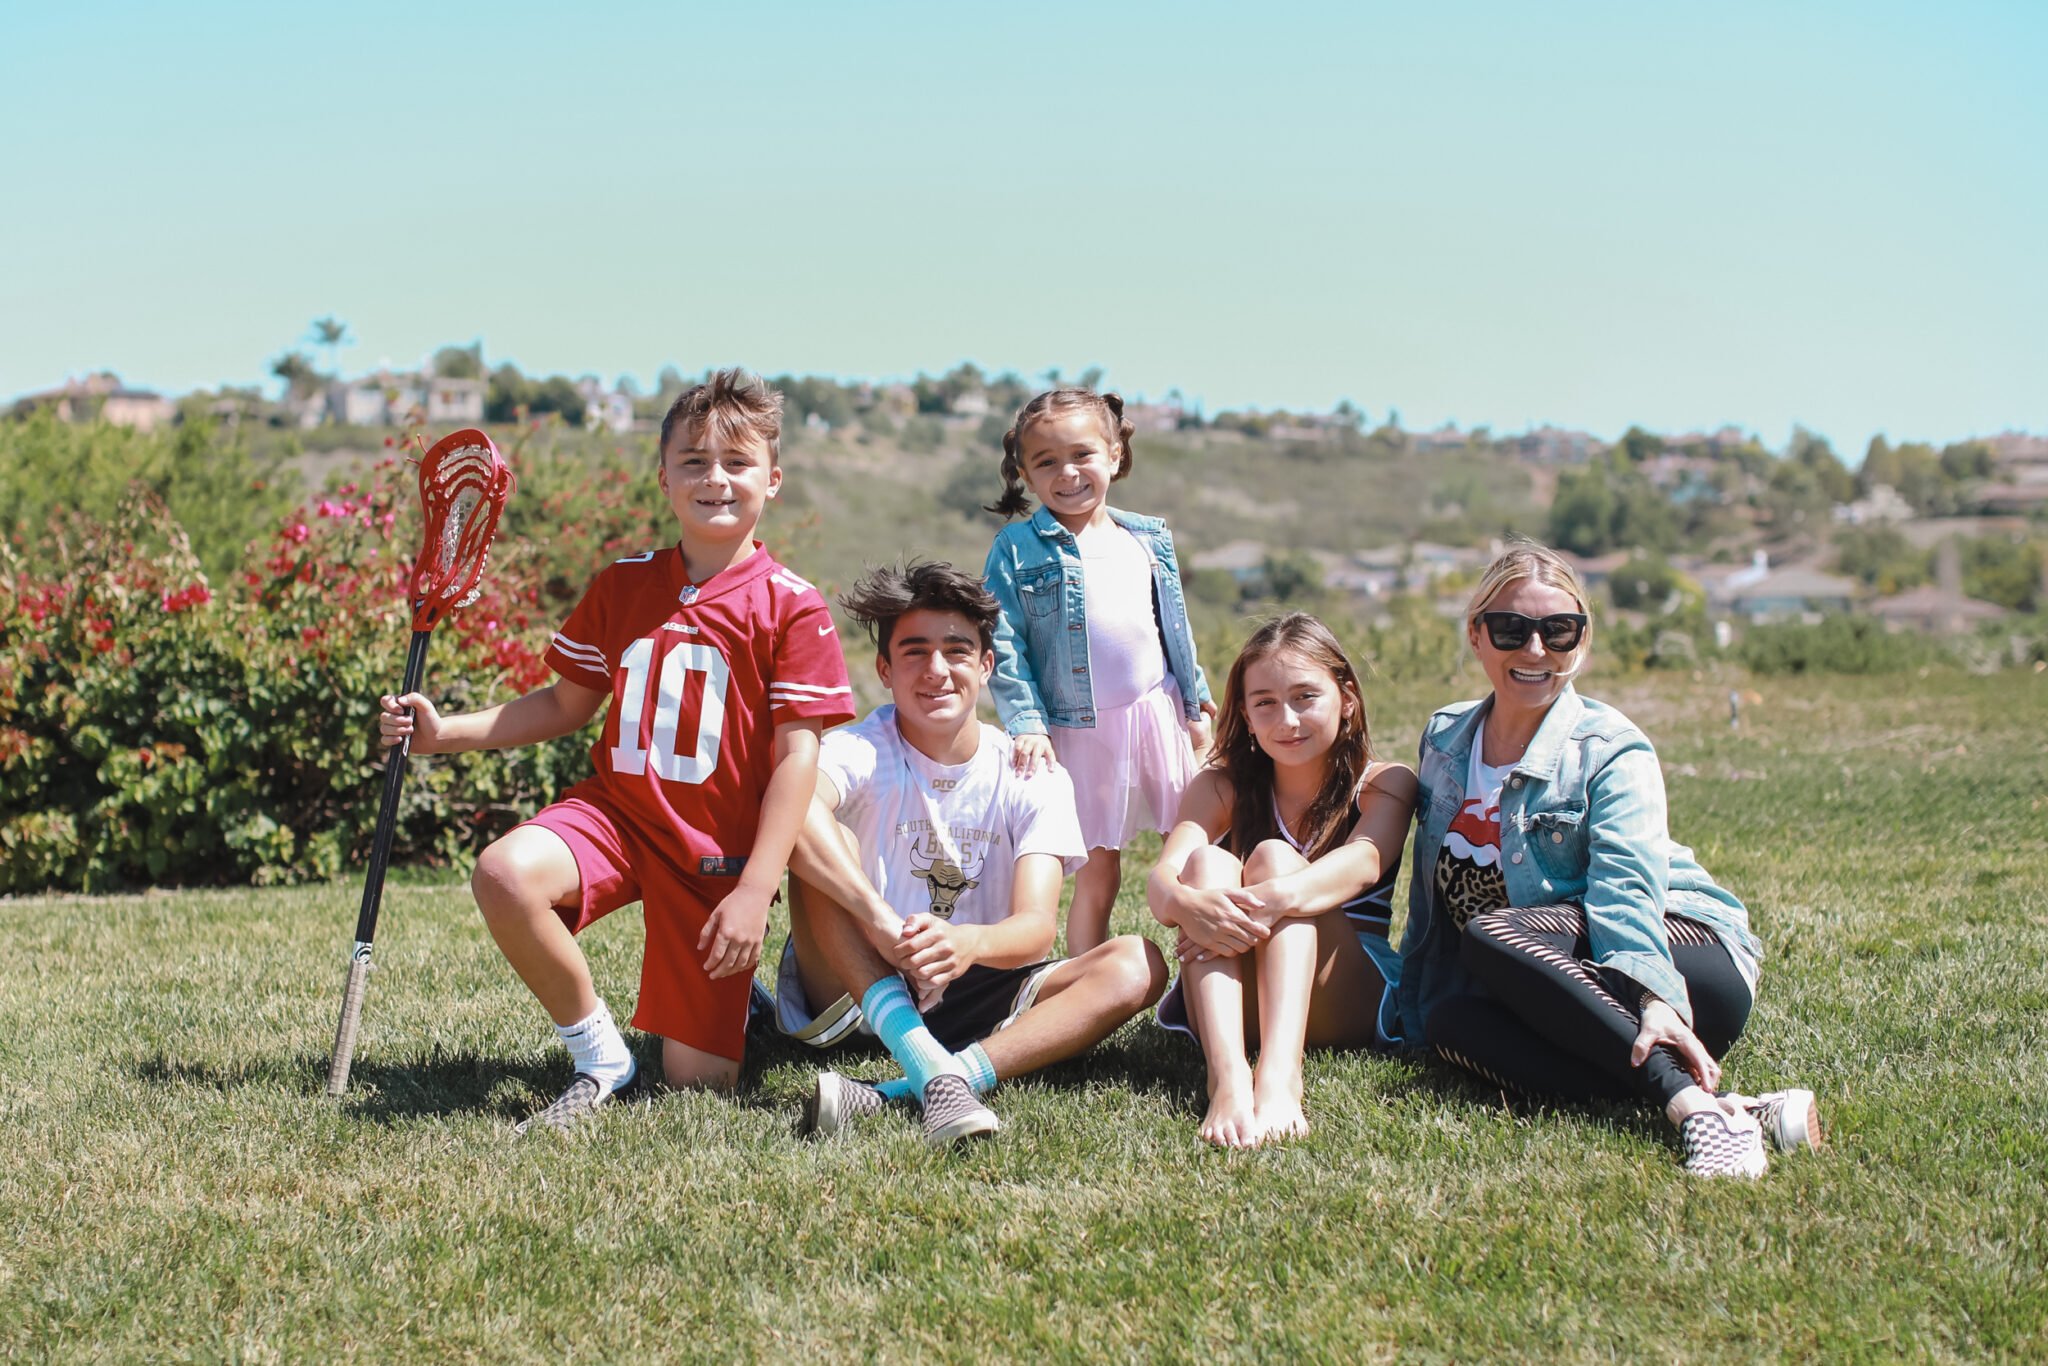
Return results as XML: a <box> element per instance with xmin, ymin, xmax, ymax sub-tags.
<box><xmin>351</xmin><ymin>626</ymin><xmax>433</xmax><ymax>946</ymax></box>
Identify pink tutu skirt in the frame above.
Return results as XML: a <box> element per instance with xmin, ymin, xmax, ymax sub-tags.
<box><xmin>1049</xmin><ymin>680</ymin><xmax>1198</xmax><ymax>851</ymax></box>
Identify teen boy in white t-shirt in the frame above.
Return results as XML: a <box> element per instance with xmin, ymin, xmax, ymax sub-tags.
<box><xmin>776</xmin><ymin>560</ymin><xmax>1169</xmax><ymax>1144</ymax></box>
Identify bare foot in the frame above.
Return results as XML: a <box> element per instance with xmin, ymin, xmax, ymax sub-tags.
<box><xmin>1200</xmin><ymin>1075</ymin><xmax>1260</xmax><ymax>1149</ymax></box>
<box><xmin>1252</xmin><ymin>1075</ymin><xmax>1308</xmax><ymax>1144</ymax></box>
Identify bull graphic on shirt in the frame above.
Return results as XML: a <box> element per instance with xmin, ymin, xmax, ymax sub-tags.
<box><xmin>907</xmin><ymin>836</ymin><xmax>981</xmax><ymax>921</ymax></box>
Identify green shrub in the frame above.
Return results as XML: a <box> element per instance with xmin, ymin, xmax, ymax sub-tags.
<box><xmin>1736</xmin><ymin>615</ymin><xmax>1948</xmax><ymax>676</ymax></box>
<box><xmin>0</xmin><ymin>411</ymin><xmax>294</xmax><ymax>579</ymax></box>
<box><xmin>0</xmin><ymin>468</ymin><xmax>594</xmax><ymax>893</ymax></box>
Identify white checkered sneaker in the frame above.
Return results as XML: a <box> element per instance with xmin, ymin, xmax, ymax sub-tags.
<box><xmin>515</xmin><ymin>1070</ymin><xmax>635</xmax><ymax>1136</ymax></box>
<box><xmin>802</xmin><ymin>1071</ymin><xmax>889</xmax><ymax>1138</ymax></box>
<box><xmin>919</xmin><ymin>1073</ymin><xmax>999</xmax><ymax>1146</ymax></box>
<box><xmin>1679</xmin><ymin>1108</ymin><xmax>1768</xmax><ymax>1179</ymax></box>
<box><xmin>1746</xmin><ymin>1089</ymin><xmax>1824</xmax><ymax>1153</ymax></box>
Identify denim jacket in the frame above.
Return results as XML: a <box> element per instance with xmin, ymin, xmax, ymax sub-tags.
<box><xmin>983</xmin><ymin>506</ymin><xmax>1212</xmax><ymax>736</ymax></box>
<box><xmin>1393</xmin><ymin>686</ymin><xmax>1759</xmax><ymax>1041</ymax></box>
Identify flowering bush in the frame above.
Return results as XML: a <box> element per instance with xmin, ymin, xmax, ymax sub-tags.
<box><xmin>0</xmin><ymin>431</ymin><xmax>675</xmax><ymax>892</ymax></box>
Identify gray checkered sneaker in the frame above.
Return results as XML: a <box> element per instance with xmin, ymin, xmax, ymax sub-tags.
<box><xmin>919</xmin><ymin>1073</ymin><xmax>999</xmax><ymax>1146</ymax></box>
<box><xmin>802</xmin><ymin>1071</ymin><xmax>889</xmax><ymax>1138</ymax></box>
<box><xmin>1746</xmin><ymin>1089</ymin><xmax>1824</xmax><ymax>1153</ymax></box>
<box><xmin>515</xmin><ymin>1071</ymin><xmax>633</xmax><ymax>1136</ymax></box>
<box><xmin>1679</xmin><ymin>1109</ymin><xmax>1768</xmax><ymax>1179</ymax></box>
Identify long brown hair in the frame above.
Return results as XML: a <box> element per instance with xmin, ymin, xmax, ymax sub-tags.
<box><xmin>1211</xmin><ymin>613</ymin><xmax>1373</xmax><ymax>860</ymax></box>
<box><xmin>987</xmin><ymin>388</ymin><xmax>1137</xmax><ymax>518</ymax></box>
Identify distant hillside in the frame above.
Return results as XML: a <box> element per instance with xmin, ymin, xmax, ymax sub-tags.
<box><xmin>754</xmin><ymin>420</ymin><xmax>1546</xmax><ymax>602</ymax></box>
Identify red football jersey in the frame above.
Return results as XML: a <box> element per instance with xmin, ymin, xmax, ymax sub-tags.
<box><xmin>544</xmin><ymin>543</ymin><xmax>854</xmax><ymax>880</ymax></box>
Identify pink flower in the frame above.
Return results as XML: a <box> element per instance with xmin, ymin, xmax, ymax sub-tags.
<box><xmin>161</xmin><ymin>583</ymin><xmax>213</xmax><ymax>613</ymax></box>
<box><xmin>284</xmin><ymin>522</ymin><xmax>310</xmax><ymax>544</ymax></box>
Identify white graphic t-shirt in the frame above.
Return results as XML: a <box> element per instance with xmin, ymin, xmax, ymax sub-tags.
<box><xmin>820</xmin><ymin>707</ymin><xmax>1087</xmax><ymax>983</ymax></box>
<box><xmin>1432</xmin><ymin>721</ymin><xmax>1515</xmax><ymax>930</ymax></box>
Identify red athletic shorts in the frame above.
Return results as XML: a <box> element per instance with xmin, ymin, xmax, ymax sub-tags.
<box><xmin>522</xmin><ymin>783</ymin><xmax>752</xmax><ymax>1062</ymax></box>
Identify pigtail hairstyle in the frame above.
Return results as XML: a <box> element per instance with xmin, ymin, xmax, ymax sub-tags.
<box><xmin>1209</xmin><ymin>613</ymin><xmax>1374</xmax><ymax>861</ymax></box>
<box><xmin>987</xmin><ymin>387</ymin><xmax>1138</xmax><ymax>518</ymax></box>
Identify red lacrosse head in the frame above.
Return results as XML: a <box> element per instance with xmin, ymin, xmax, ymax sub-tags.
<box><xmin>408</xmin><ymin>429</ymin><xmax>514</xmax><ymax>631</ymax></box>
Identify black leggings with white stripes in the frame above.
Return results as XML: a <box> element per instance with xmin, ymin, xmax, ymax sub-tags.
<box><xmin>1423</xmin><ymin>905</ymin><xmax>1752</xmax><ymax>1110</ymax></box>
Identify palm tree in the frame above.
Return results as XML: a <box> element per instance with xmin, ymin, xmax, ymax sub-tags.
<box><xmin>270</xmin><ymin>350</ymin><xmax>318</xmax><ymax>399</ymax></box>
<box><xmin>308</xmin><ymin>316</ymin><xmax>352</xmax><ymax>379</ymax></box>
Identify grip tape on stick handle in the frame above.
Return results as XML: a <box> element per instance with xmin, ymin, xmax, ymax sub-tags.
<box><xmin>325</xmin><ymin>626</ymin><xmax>431</xmax><ymax>1096</ymax></box>
<box><xmin>326</xmin><ymin>951</ymin><xmax>373</xmax><ymax>1095</ymax></box>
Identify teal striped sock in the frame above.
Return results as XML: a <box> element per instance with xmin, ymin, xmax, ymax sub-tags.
<box><xmin>960</xmin><ymin>1042</ymin><xmax>997</xmax><ymax>1094</ymax></box>
<box><xmin>875</xmin><ymin>1043</ymin><xmax>996</xmax><ymax>1101</ymax></box>
<box><xmin>860</xmin><ymin>976</ymin><xmax>961</xmax><ymax>1095</ymax></box>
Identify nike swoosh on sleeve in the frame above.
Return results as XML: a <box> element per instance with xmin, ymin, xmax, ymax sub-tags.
<box><xmin>818</xmin><ymin>623</ymin><xmax>835</xmax><ymax>635</ymax></box>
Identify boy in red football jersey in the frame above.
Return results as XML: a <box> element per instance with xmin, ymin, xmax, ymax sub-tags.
<box><xmin>378</xmin><ymin>369</ymin><xmax>854</xmax><ymax>1130</ymax></box>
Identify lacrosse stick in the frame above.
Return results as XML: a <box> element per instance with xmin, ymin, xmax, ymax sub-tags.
<box><xmin>327</xmin><ymin>429</ymin><xmax>513</xmax><ymax>1095</ymax></box>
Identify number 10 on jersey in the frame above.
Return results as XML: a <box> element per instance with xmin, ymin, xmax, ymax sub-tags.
<box><xmin>609</xmin><ymin>638</ymin><xmax>729</xmax><ymax>783</ymax></box>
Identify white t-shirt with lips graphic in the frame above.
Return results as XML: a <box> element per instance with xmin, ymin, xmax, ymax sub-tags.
<box><xmin>1432</xmin><ymin>720</ymin><xmax>1515</xmax><ymax>930</ymax></box>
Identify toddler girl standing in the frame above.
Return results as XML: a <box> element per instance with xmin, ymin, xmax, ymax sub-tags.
<box><xmin>982</xmin><ymin>388</ymin><xmax>1214</xmax><ymax>953</ymax></box>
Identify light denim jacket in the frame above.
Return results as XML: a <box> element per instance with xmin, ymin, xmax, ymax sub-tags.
<box><xmin>1393</xmin><ymin>686</ymin><xmax>1759</xmax><ymax>1041</ymax></box>
<box><xmin>983</xmin><ymin>506</ymin><xmax>1212</xmax><ymax>736</ymax></box>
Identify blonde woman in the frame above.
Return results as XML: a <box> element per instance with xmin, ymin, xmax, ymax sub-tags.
<box><xmin>1396</xmin><ymin>541</ymin><xmax>1821</xmax><ymax>1178</ymax></box>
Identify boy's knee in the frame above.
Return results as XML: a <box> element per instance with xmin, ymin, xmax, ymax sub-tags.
<box><xmin>470</xmin><ymin>839</ymin><xmax>527</xmax><ymax>914</ymax></box>
<box><xmin>1242</xmin><ymin>838</ymin><xmax>1308</xmax><ymax>882</ymax></box>
<box><xmin>471</xmin><ymin>830</ymin><xmax>572</xmax><ymax>925</ymax></box>
<box><xmin>660</xmin><ymin>1037</ymin><xmax>740</xmax><ymax>1092</ymax></box>
<box><xmin>1096</xmin><ymin>934</ymin><xmax>1169</xmax><ymax>1012</ymax></box>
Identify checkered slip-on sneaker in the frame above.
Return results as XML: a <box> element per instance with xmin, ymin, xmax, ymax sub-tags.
<box><xmin>919</xmin><ymin>1073</ymin><xmax>999</xmax><ymax>1146</ymax></box>
<box><xmin>1679</xmin><ymin>1108</ymin><xmax>1768</xmax><ymax>1179</ymax></box>
<box><xmin>1746</xmin><ymin>1089</ymin><xmax>1824</xmax><ymax>1153</ymax></box>
<box><xmin>515</xmin><ymin>1067</ymin><xmax>638</xmax><ymax>1136</ymax></box>
<box><xmin>802</xmin><ymin>1071</ymin><xmax>889</xmax><ymax>1138</ymax></box>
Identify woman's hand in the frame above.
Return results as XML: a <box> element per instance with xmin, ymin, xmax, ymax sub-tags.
<box><xmin>1630</xmin><ymin>996</ymin><xmax>1720</xmax><ymax>1091</ymax></box>
<box><xmin>1011</xmin><ymin>733</ymin><xmax>1056</xmax><ymax>775</ymax></box>
<box><xmin>1170</xmin><ymin>885</ymin><xmax>1271</xmax><ymax>961</ymax></box>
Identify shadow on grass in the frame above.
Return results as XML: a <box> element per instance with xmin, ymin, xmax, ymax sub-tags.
<box><xmin>1406</xmin><ymin>1053</ymin><xmax>1671</xmax><ymax>1142</ymax></box>
<box><xmin>129</xmin><ymin>1047</ymin><xmax>565</xmax><ymax>1124</ymax></box>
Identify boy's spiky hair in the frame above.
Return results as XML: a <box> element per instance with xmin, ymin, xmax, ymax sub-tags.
<box><xmin>839</xmin><ymin>560</ymin><xmax>1001</xmax><ymax>658</ymax></box>
<box><xmin>658</xmin><ymin>367</ymin><xmax>783</xmax><ymax>464</ymax></box>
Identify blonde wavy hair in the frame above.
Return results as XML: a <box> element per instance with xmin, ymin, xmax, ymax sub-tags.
<box><xmin>1465</xmin><ymin>539</ymin><xmax>1591</xmax><ymax>625</ymax></box>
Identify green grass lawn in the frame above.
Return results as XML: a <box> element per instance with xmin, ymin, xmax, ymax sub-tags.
<box><xmin>5</xmin><ymin>670</ymin><xmax>2046</xmax><ymax>1361</ymax></box>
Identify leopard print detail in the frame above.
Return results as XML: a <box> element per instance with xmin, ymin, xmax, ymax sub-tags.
<box><xmin>1434</xmin><ymin>846</ymin><xmax>1507</xmax><ymax>931</ymax></box>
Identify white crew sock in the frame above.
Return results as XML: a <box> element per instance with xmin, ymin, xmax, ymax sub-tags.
<box><xmin>555</xmin><ymin>998</ymin><xmax>636</xmax><ymax>1094</ymax></box>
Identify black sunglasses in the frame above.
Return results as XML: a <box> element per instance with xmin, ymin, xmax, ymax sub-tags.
<box><xmin>1477</xmin><ymin>611</ymin><xmax>1588</xmax><ymax>653</ymax></box>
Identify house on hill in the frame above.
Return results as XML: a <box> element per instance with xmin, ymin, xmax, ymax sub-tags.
<box><xmin>1868</xmin><ymin>585</ymin><xmax>2010</xmax><ymax>635</ymax></box>
<box><xmin>1126</xmin><ymin>401</ymin><xmax>1186</xmax><ymax>434</ymax></box>
<box><xmin>1558</xmin><ymin>548</ymin><xmax>1631</xmax><ymax>590</ymax></box>
<box><xmin>1723</xmin><ymin>564</ymin><xmax>1858</xmax><ymax>622</ymax></box>
<box><xmin>1508</xmin><ymin>425</ymin><xmax>1604</xmax><ymax>463</ymax></box>
<box><xmin>15</xmin><ymin>373</ymin><xmax>174</xmax><ymax>431</ymax></box>
<box><xmin>1411</xmin><ymin>423</ymin><xmax>1468</xmax><ymax>453</ymax></box>
<box><xmin>575</xmin><ymin>378</ymin><xmax>633</xmax><ymax>433</ymax></box>
<box><xmin>426</xmin><ymin>377</ymin><xmax>486</xmax><ymax>425</ymax></box>
<box><xmin>1188</xmin><ymin>539</ymin><xmax>1270</xmax><ymax>582</ymax></box>
<box><xmin>1833</xmin><ymin>484</ymin><xmax>1915</xmax><ymax>526</ymax></box>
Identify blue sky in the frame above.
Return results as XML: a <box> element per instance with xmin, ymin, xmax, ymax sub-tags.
<box><xmin>3</xmin><ymin>1</ymin><xmax>2042</xmax><ymax>457</ymax></box>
